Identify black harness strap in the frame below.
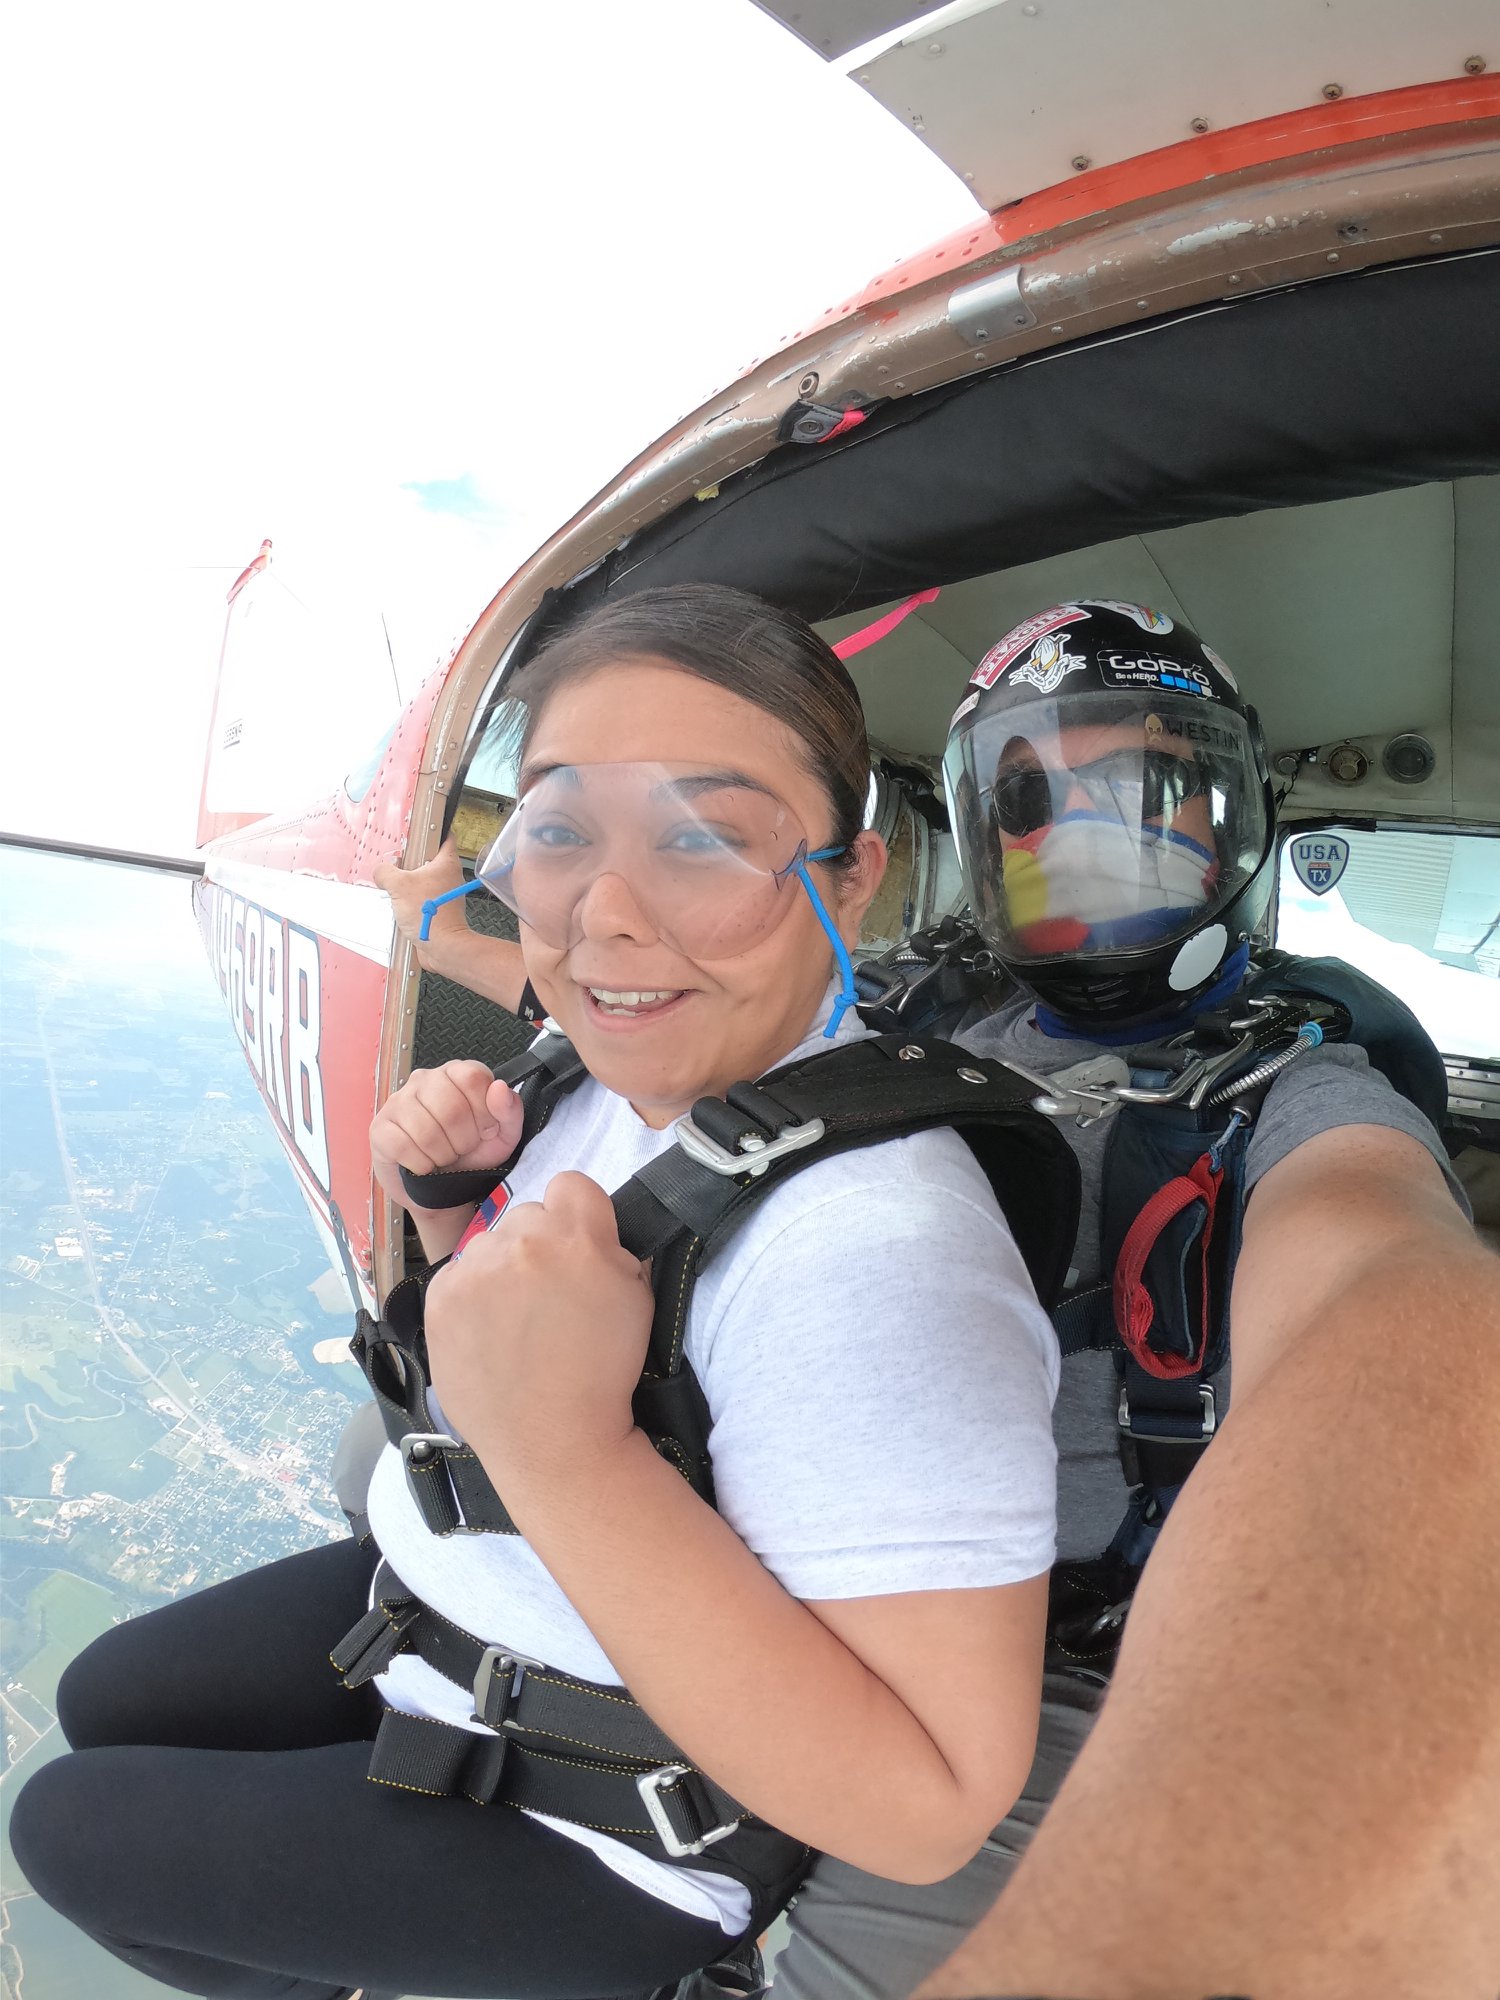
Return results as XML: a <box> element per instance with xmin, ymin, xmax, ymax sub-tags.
<box><xmin>340</xmin><ymin>1025</ymin><xmax>1076</xmax><ymax>1871</ymax></box>
<box><xmin>330</xmin><ymin>1564</ymin><xmax>797</xmax><ymax>1878</ymax></box>
<box><xmin>357</xmin><ymin>1029</ymin><xmax>1080</xmax><ymax>1533</ymax></box>
<box><xmin>362</xmin><ymin>1037</ymin><xmax>596</xmax><ymax>1536</ymax></box>
<box><xmin>397</xmin><ymin>1035</ymin><xmax>591</xmax><ymax>1214</ymax></box>
<box><xmin>350</xmin><ymin>1281</ymin><xmax>524</xmax><ymax>1537</ymax></box>
<box><xmin>1049</xmin><ymin>1285</ymin><xmax>1115</xmax><ymax>1357</ymax></box>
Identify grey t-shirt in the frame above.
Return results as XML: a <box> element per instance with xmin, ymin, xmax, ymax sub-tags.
<box><xmin>960</xmin><ymin>994</ymin><xmax>1466</xmax><ymax>1560</ymax></box>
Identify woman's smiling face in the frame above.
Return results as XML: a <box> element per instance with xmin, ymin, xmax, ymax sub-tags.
<box><xmin>517</xmin><ymin>659</ymin><xmax>885</xmax><ymax>1126</ymax></box>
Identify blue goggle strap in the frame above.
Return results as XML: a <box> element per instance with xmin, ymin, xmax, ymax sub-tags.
<box><xmin>796</xmin><ymin>847</ymin><xmax>857</xmax><ymax>1038</ymax></box>
<box><xmin>419</xmin><ymin>877</ymin><xmax>488</xmax><ymax>942</ymax></box>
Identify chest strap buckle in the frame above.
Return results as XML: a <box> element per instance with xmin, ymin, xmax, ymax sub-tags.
<box><xmin>1117</xmin><ymin>1383</ymin><xmax>1217</xmax><ymax>1490</ymax></box>
<box><xmin>637</xmin><ymin>1764</ymin><xmax>740</xmax><ymax>1856</ymax></box>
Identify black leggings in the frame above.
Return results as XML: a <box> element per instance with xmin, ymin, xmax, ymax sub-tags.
<box><xmin>9</xmin><ymin>1539</ymin><xmax>767</xmax><ymax>2000</ymax></box>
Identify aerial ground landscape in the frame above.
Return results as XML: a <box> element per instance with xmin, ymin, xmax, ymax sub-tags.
<box><xmin>0</xmin><ymin>848</ymin><xmax>361</xmax><ymax>2000</ymax></box>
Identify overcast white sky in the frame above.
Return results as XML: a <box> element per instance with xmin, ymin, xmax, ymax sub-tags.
<box><xmin>2</xmin><ymin>0</ymin><xmax>978</xmax><ymax>857</ymax></box>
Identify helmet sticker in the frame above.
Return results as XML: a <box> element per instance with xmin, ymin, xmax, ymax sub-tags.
<box><xmin>950</xmin><ymin>689</ymin><xmax>981</xmax><ymax>729</ymax></box>
<box><xmin>1157</xmin><ymin>711</ymin><xmax>1241</xmax><ymax>754</ymax></box>
<box><xmin>1098</xmin><ymin>648</ymin><xmax>1215</xmax><ymax>698</ymax></box>
<box><xmin>1290</xmin><ymin>834</ymin><xmax>1350</xmax><ymax>896</ymax></box>
<box><xmin>1011</xmin><ymin>631</ymin><xmax>1087</xmax><ymax>695</ymax></box>
<box><xmin>971</xmin><ymin>605</ymin><xmax>1087</xmax><ymax>689</ymax></box>
<box><xmin>1081</xmin><ymin>600</ymin><xmax>1175</xmax><ymax>635</ymax></box>
<box><xmin>1202</xmin><ymin>642</ymin><xmax>1239</xmax><ymax>691</ymax></box>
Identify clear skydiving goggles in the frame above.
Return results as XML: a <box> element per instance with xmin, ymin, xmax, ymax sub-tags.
<box><xmin>421</xmin><ymin>761</ymin><xmax>858</xmax><ymax>1033</ymax></box>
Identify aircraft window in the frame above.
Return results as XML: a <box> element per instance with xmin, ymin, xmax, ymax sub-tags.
<box><xmin>461</xmin><ymin>696</ymin><xmax>524</xmax><ymax>802</ymax></box>
<box><xmin>1275</xmin><ymin>827</ymin><xmax>1500</xmax><ymax>1060</ymax></box>
<box><xmin>343</xmin><ymin>719</ymin><xmax>398</xmax><ymax>805</ymax></box>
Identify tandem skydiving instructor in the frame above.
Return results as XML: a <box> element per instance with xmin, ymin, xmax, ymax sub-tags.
<box><xmin>772</xmin><ymin>603</ymin><xmax>1500</xmax><ymax>2000</ymax></box>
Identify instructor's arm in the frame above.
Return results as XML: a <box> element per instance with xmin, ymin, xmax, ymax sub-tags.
<box><xmin>923</xmin><ymin>1124</ymin><xmax>1500</xmax><ymax>2000</ymax></box>
<box><xmin>377</xmin><ymin>837</ymin><xmax>529</xmax><ymax>1015</ymax></box>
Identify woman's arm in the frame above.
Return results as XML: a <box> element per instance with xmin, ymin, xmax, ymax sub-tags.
<box><xmin>508</xmin><ymin>1426</ymin><xmax>1046</xmax><ymax>1884</ymax></box>
<box><xmin>424</xmin><ymin>1168</ymin><xmax>1055</xmax><ymax>1882</ymax></box>
<box><xmin>375</xmin><ymin>837</ymin><xmax>529</xmax><ymax>1015</ymax></box>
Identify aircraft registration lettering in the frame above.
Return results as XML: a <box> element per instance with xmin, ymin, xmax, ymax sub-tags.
<box><xmin>285</xmin><ymin>922</ymin><xmax>331</xmax><ymax>1192</ymax></box>
<box><xmin>203</xmin><ymin>880</ymin><xmax>332</xmax><ymax>1194</ymax></box>
<box><xmin>242</xmin><ymin>901</ymin><xmax>265</xmax><ymax>1087</ymax></box>
<box><xmin>216</xmin><ymin>887</ymin><xmax>233</xmax><ymax>1002</ymax></box>
<box><xmin>229</xmin><ymin>897</ymin><xmax>247</xmax><ymax>1054</ymax></box>
<box><xmin>262</xmin><ymin>924</ymin><xmax>293</xmax><ymax>1133</ymax></box>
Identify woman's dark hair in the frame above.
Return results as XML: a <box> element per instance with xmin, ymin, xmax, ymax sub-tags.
<box><xmin>509</xmin><ymin>585</ymin><xmax>870</xmax><ymax>864</ymax></box>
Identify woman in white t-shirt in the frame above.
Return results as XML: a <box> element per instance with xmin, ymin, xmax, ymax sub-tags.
<box><xmin>12</xmin><ymin>585</ymin><xmax>1061</xmax><ymax>2000</ymax></box>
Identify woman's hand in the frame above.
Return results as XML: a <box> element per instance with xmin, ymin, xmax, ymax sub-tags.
<box><xmin>423</xmin><ymin>1172</ymin><xmax>653</xmax><ymax>1479</ymax></box>
<box><xmin>369</xmin><ymin>1060</ymin><xmax>523</xmax><ymax>1212</ymax></box>
<box><xmin>375</xmin><ymin>836</ymin><xmax>466</xmax><ymax>955</ymax></box>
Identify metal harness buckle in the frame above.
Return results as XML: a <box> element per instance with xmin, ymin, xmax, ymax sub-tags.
<box><xmin>400</xmin><ymin>1430</ymin><xmax>466</xmax><ymax>1527</ymax></box>
<box><xmin>470</xmin><ymin>1644</ymin><xmax>545</xmax><ymax>1731</ymax></box>
<box><xmin>673</xmin><ymin>1113</ymin><xmax>826</xmax><ymax>1179</ymax></box>
<box><xmin>636</xmin><ymin>1764</ymin><xmax>739</xmax><ymax>1857</ymax></box>
<box><xmin>1118</xmin><ymin>1384</ymin><xmax>1217</xmax><ymax>1441</ymax></box>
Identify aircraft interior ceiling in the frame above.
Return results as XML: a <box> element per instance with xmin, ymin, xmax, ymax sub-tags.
<box><xmin>820</xmin><ymin>473</ymin><xmax>1500</xmax><ymax>828</ymax></box>
<box><xmin>550</xmin><ymin>252</ymin><xmax>1499</xmax><ymax>830</ymax></box>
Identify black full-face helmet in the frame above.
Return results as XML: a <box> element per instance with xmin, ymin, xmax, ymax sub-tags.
<box><xmin>943</xmin><ymin>601</ymin><xmax>1276</xmax><ymax>1029</ymax></box>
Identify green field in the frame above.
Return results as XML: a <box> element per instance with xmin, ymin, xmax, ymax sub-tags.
<box><xmin>0</xmin><ymin>1400</ymin><xmax>175</xmax><ymax>1507</ymax></box>
<box><xmin>6</xmin><ymin>1571</ymin><xmax>124</xmax><ymax>1710</ymax></box>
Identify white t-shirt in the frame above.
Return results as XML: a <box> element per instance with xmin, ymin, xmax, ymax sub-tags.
<box><xmin>365</xmin><ymin>1000</ymin><xmax>1059</xmax><ymax>1931</ymax></box>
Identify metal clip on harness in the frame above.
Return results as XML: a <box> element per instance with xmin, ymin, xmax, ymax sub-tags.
<box><xmin>674</xmin><ymin>1112</ymin><xmax>826</xmax><ymax>1178</ymax></box>
<box><xmin>1017</xmin><ymin>994</ymin><xmax>1334</xmax><ymax>1126</ymax></box>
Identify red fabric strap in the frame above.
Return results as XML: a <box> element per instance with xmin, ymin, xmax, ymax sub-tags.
<box><xmin>1113</xmin><ymin>1152</ymin><xmax>1222</xmax><ymax>1379</ymax></box>
<box><xmin>820</xmin><ymin>408</ymin><xmax>868</xmax><ymax>442</ymax></box>
<box><xmin>832</xmin><ymin>587</ymin><xmax>941</xmax><ymax>661</ymax></box>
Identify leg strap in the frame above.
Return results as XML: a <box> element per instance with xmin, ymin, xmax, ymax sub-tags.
<box><xmin>331</xmin><ymin>1567</ymin><xmax>779</xmax><ymax>1868</ymax></box>
<box><xmin>366</xmin><ymin>1708</ymin><xmax>745</xmax><ymax>1855</ymax></box>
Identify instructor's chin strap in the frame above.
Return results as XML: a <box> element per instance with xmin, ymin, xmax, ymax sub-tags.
<box><xmin>1034</xmin><ymin>942</ymin><xmax>1251</xmax><ymax>1045</ymax></box>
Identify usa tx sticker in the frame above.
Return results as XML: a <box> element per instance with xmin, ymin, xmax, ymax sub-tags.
<box><xmin>1290</xmin><ymin>835</ymin><xmax>1350</xmax><ymax>896</ymax></box>
<box><xmin>453</xmin><ymin>1180</ymin><xmax>513</xmax><ymax>1258</ymax></box>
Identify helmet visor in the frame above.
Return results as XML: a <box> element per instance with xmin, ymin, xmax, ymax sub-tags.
<box><xmin>477</xmin><ymin>761</ymin><xmax>824</xmax><ymax>960</ymax></box>
<box><xmin>945</xmin><ymin>692</ymin><xmax>1268</xmax><ymax>963</ymax></box>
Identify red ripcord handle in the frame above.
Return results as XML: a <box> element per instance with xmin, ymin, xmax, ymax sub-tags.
<box><xmin>1113</xmin><ymin>1152</ymin><xmax>1222</xmax><ymax>1378</ymax></box>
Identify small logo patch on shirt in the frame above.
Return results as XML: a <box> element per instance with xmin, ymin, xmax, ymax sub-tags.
<box><xmin>453</xmin><ymin>1181</ymin><xmax>513</xmax><ymax>1258</ymax></box>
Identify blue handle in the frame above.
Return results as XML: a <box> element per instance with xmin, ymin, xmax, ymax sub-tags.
<box><xmin>419</xmin><ymin>878</ymin><xmax>487</xmax><ymax>942</ymax></box>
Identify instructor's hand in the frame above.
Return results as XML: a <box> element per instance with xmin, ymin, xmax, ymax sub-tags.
<box><xmin>424</xmin><ymin>1172</ymin><xmax>652</xmax><ymax>1477</ymax></box>
<box><xmin>369</xmin><ymin>1061</ymin><xmax>524</xmax><ymax>1212</ymax></box>
<box><xmin>375</xmin><ymin>836</ymin><xmax>466</xmax><ymax>952</ymax></box>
